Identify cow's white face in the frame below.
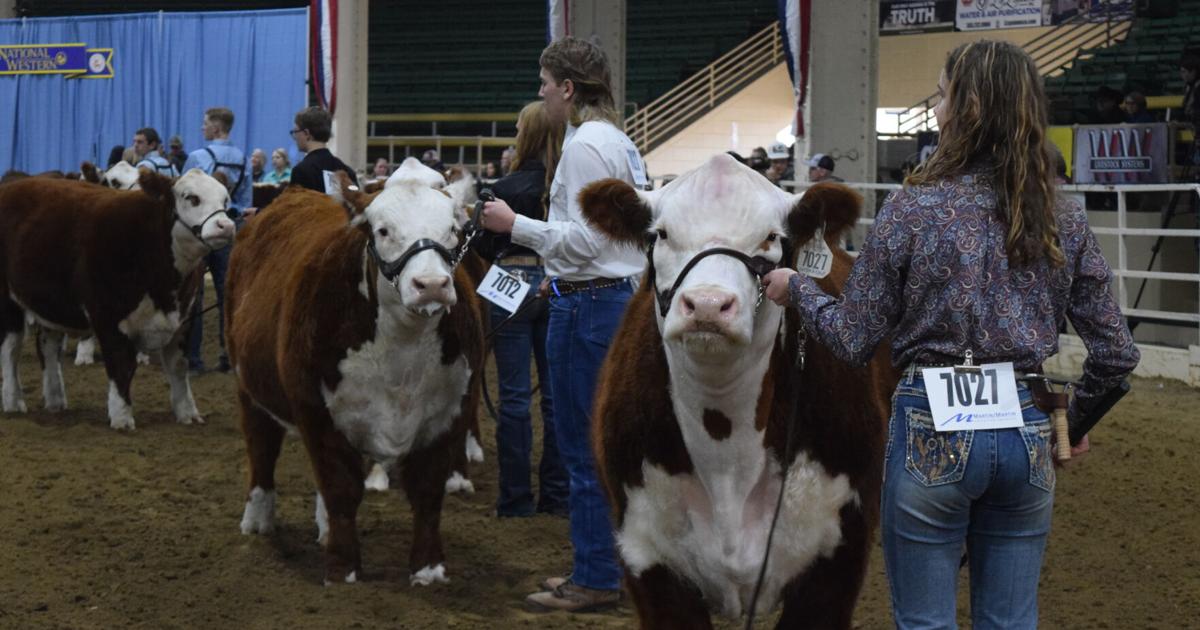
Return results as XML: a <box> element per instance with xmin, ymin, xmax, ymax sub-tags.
<box><xmin>103</xmin><ymin>162</ymin><xmax>141</xmax><ymax>190</ymax></box>
<box><xmin>364</xmin><ymin>181</ymin><xmax>459</xmax><ymax>316</ymax></box>
<box><xmin>173</xmin><ymin>169</ymin><xmax>235</xmax><ymax>249</ymax></box>
<box><xmin>644</xmin><ymin>154</ymin><xmax>791</xmax><ymax>355</ymax></box>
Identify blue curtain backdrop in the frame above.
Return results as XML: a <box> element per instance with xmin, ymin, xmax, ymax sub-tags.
<box><xmin>0</xmin><ymin>8</ymin><xmax>306</xmax><ymax>174</ymax></box>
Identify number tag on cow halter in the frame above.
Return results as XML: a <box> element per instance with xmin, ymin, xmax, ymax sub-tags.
<box><xmin>795</xmin><ymin>228</ymin><xmax>833</xmax><ymax>279</ymax></box>
<box><xmin>476</xmin><ymin>265</ymin><xmax>531</xmax><ymax>314</ymax></box>
<box><xmin>922</xmin><ymin>362</ymin><xmax>1023</xmax><ymax>432</ymax></box>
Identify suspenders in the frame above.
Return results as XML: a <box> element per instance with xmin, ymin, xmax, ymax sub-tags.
<box><xmin>203</xmin><ymin>147</ymin><xmax>247</xmax><ymax>203</ymax></box>
<box><xmin>137</xmin><ymin>155</ymin><xmax>177</xmax><ymax>177</ymax></box>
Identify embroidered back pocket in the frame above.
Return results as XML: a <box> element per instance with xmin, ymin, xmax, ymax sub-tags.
<box><xmin>904</xmin><ymin>406</ymin><xmax>973</xmax><ymax>487</ymax></box>
<box><xmin>1019</xmin><ymin>417</ymin><xmax>1056</xmax><ymax>492</ymax></box>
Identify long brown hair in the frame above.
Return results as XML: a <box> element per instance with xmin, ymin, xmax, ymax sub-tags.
<box><xmin>539</xmin><ymin>37</ymin><xmax>621</xmax><ymax>127</ymax></box>
<box><xmin>907</xmin><ymin>41</ymin><xmax>1064</xmax><ymax>268</ymax></box>
<box><xmin>511</xmin><ymin>101</ymin><xmax>563</xmax><ymax>217</ymax></box>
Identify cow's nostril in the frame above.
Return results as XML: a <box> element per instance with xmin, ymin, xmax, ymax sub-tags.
<box><xmin>720</xmin><ymin>297</ymin><xmax>735</xmax><ymax>313</ymax></box>
<box><xmin>681</xmin><ymin>296</ymin><xmax>696</xmax><ymax>314</ymax></box>
<box><xmin>413</xmin><ymin>278</ymin><xmax>427</xmax><ymax>291</ymax></box>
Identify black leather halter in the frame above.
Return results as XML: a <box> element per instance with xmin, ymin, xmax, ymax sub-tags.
<box><xmin>368</xmin><ymin>237</ymin><xmax>457</xmax><ymax>283</ymax></box>
<box><xmin>175</xmin><ymin>208</ymin><xmax>237</xmax><ymax>251</ymax></box>
<box><xmin>645</xmin><ymin>232</ymin><xmax>793</xmax><ymax>317</ymax></box>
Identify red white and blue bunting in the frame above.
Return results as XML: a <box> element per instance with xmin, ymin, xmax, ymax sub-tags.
<box><xmin>547</xmin><ymin>0</ymin><xmax>570</xmax><ymax>42</ymax></box>
<box><xmin>310</xmin><ymin>0</ymin><xmax>337</xmax><ymax>114</ymax></box>
<box><xmin>778</xmin><ymin>0</ymin><xmax>810</xmax><ymax>138</ymax></box>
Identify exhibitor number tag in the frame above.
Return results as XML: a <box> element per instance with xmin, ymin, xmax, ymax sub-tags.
<box><xmin>477</xmin><ymin>265</ymin><xmax>531</xmax><ymax>313</ymax></box>
<box><xmin>922</xmin><ymin>362</ymin><xmax>1023</xmax><ymax>432</ymax></box>
<box><xmin>796</xmin><ymin>228</ymin><xmax>833</xmax><ymax>279</ymax></box>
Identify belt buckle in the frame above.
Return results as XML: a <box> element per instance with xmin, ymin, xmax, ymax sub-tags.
<box><xmin>507</xmin><ymin>268</ymin><xmax>527</xmax><ymax>283</ymax></box>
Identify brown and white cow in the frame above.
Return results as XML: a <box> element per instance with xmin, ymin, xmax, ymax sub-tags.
<box><xmin>0</xmin><ymin>168</ymin><xmax>235</xmax><ymax>428</ymax></box>
<box><xmin>584</xmin><ymin>154</ymin><xmax>892</xmax><ymax>628</ymax></box>
<box><xmin>226</xmin><ymin>169</ymin><xmax>484</xmax><ymax>586</ymax></box>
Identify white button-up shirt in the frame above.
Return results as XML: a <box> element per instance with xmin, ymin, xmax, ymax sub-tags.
<box><xmin>510</xmin><ymin>120</ymin><xmax>646</xmax><ymax>281</ymax></box>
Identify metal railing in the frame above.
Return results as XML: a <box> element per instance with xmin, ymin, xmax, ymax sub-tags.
<box><xmin>893</xmin><ymin>10</ymin><xmax>1133</xmax><ymax>134</ymax></box>
<box><xmin>626</xmin><ymin>21</ymin><xmax>785</xmax><ymax>154</ymax></box>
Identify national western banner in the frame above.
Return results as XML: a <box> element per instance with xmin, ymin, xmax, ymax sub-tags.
<box><xmin>955</xmin><ymin>0</ymin><xmax>1044</xmax><ymax>31</ymax></box>
<box><xmin>0</xmin><ymin>43</ymin><xmax>113</xmax><ymax>78</ymax></box>
<box><xmin>1072</xmin><ymin>123</ymin><xmax>1169</xmax><ymax>184</ymax></box>
<box><xmin>880</xmin><ymin>1</ymin><xmax>955</xmax><ymax>35</ymax></box>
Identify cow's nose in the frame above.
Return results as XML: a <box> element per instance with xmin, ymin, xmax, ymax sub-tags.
<box><xmin>679</xmin><ymin>289</ymin><xmax>738</xmax><ymax>323</ymax></box>
<box><xmin>412</xmin><ymin>275</ymin><xmax>453</xmax><ymax>302</ymax></box>
<box><xmin>214</xmin><ymin>218</ymin><xmax>235</xmax><ymax>235</ymax></box>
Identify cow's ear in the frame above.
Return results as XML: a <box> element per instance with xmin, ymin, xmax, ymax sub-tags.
<box><xmin>80</xmin><ymin>161</ymin><xmax>101</xmax><ymax>184</ymax></box>
<box><xmin>211</xmin><ymin>170</ymin><xmax>229</xmax><ymax>189</ymax></box>
<box><xmin>329</xmin><ymin>171</ymin><xmax>371</xmax><ymax>225</ymax></box>
<box><xmin>786</xmin><ymin>182</ymin><xmax>862</xmax><ymax>248</ymax></box>
<box><xmin>580</xmin><ymin>178</ymin><xmax>654</xmax><ymax>248</ymax></box>
<box><xmin>138</xmin><ymin>170</ymin><xmax>173</xmax><ymax>202</ymax></box>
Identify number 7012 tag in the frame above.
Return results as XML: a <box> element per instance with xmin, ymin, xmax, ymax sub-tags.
<box><xmin>476</xmin><ymin>266</ymin><xmax>532</xmax><ymax>313</ymax></box>
<box><xmin>921</xmin><ymin>362</ymin><xmax>1024</xmax><ymax>432</ymax></box>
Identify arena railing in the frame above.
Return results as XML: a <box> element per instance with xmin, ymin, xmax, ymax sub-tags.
<box><xmin>366</xmin><ymin>112</ymin><xmax>519</xmax><ymax>172</ymax></box>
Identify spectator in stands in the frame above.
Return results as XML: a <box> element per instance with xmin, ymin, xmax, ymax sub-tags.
<box><xmin>482</xmin><ymin>160</ymin><xmax>503</xmax><ymax>181</ymax></box>
<box><xmin>1093</xmin><ymin>86</ymin><xmax>1126</xmax><ymax>124</ymax></box>
<box><xmin>501</xmin><ymin>146</ymin><xmax>517</xmax><ymax>174</ymax></box>
<box><xmin>764</xmin><ymin>142</ymin><xmax>794</xmax><ymax>186</ymax></box>
<box><xmin>371</xmin><ymin>157</ymin><xmax>390</xmax><ymax>180</ymax></box>
<box><xmin>166</xmin><ymin>135</ymin><xmax>187</xmax><ymax>174</ymax></box>
<box><xmin>421</xmin><ymin>148</ymin><xmax>445</xmax><ymax>172</ymax></box>
<box><xmin>1122</xmin><ymin>91</ymin><xmax>1154</xmax><ymax>123</ymax></box>
<box><xmin>106</xmin><ymin>145</ymin><xmax>125</xmax><ymax>169</ymax></box>
<box><xmin>807</xmin><ymin>153</ymin><xmax>843</xmax><ymax>183</ymax></box>
<box><xmin>748</xmin><ymin>146</ymin><xmax>769</xmax><ymax>173</ymax></box>
<box><xmin>183</xmin><ymin>106</ymin><xmax>252</xmax><ymax>374</ymax></box>
<box><xmin>470</xmin><ymin>100</ymin><xmax>567</xmax><ymax>521</ymax></box>
<box><xmin>288</xmin><ymin>106</ymin><xmax>358</xmax><ymax>194</ymax></box>
<box><xmin>262</xmin><ymin>148</ymin><xmax>292</xmax><ymax>185</ymax></box>
<box><xmin>479</xmin><ymin>35</ymin><xmax>644</xmax><ymax>615</ymax></box>
<box><xmin>132</xmin><ymin>127</ymin><xmax>178</xmax><ymax>176</ymax></box>
<box><xmin>250</xmin><ymin>148</ymin><xmax>267</xmax><ymax>183</ymax></box>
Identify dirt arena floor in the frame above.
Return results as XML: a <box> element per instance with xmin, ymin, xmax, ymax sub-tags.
<box><xmin>1</xmin><ymin>306</ymin><xmax>1198</xmax><ymax>629</ymax></box>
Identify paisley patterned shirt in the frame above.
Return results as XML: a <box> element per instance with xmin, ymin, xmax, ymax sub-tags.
<box><xmin>788</xmin><ymin>172</ymin><xmax>1139</xmax><ymax>409</ymax></box>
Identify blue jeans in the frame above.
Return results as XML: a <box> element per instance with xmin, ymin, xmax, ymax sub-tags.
<box><xmin>882</xmin><ymin>367</ymin><xmax>1055</xmax><ymax>630</ymax></box>
<box><xmin>545</xmin><ymin>278</ymin><xmax>633</xmax><ymax>591</ymax></box>
<box><xmin>489</xmin><ymin>265</ymin><xmax>567</xmax><ymax>517</ymax></box>
<box><xmin>187</xmin><ymin>244</ymin><xmax>231</xmax><ymax>368</ymax></box>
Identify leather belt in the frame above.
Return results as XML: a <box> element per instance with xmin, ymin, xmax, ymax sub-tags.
<box><xmin>497</xmin><ymin>255</ymin><xmax>541</xmax><ymax>267</ymax></box>
<box><xmin>549</xmin><ymin>277</ymin><xmax>627</xmax><ymax>297</ymax></box>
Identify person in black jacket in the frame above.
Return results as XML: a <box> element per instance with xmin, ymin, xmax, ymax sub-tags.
<box><xmin>473</xmin><ymin>101</ymin><xmax>567</xmax><ymax>518</ymax></box>
<box><xmin>288</xmin><ymin>106</ymin><xmax>358</xmax><ymax>193</ymax></box>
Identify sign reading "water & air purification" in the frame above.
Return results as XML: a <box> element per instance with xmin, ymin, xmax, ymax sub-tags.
<box><xmin>0</xmin><ymin>43</ymin><xmax>113</xmax><ymax>78</ymax></box>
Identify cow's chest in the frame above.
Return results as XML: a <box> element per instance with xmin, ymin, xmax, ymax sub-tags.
<box><xmin>322</xmin><ymin>329</ymin><xmax>470</xmax><ymax>466</ymax></box>
<box><xmin>118</xmin><ymin>295</ymin><xmax>183</xmax><ymax>351</ymax></box>
<box><xmin>618</xmin><ymin>444</ymin><xmax>858</xmax><ymax>618</ymax></box>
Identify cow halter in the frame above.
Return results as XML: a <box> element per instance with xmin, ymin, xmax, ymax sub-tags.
<box><xmin>175</xmin><ymin>208</ymin><xmax>236</xmax><ymax>252</ymax></box>
<box><xmin>367</xmin><ymin>224</ymin><xmax>478</xmax><ymax>292</ymax></box>
<box><xmin>644</xmin><ymin>232</ymin><xmax>793</xmax><ymax>318</ymax></box>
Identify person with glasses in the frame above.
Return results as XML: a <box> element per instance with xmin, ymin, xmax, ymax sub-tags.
<box><xmin>288</xmin><ymin>106</ymin><xmax>358</xmax><ymax>194</ymax></box>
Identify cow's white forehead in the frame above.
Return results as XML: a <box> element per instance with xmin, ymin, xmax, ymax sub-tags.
<box><xmin>651</xmin><ymin>154</ymin><xmax>790</xmax><ymax>244</ymax></box>
<box><xmin>174</xmin><ymin>168</ymin><xmax>227</xmax><ymax>202</ymax></box>
<box><xmin>384</xmin><ymin>157</ymin><xmax>445</xmax><ymax>191</ymax></box>
<box><xmin>104</xmin><ymin>162</ymin><xmax>140</xmax><ymax>188</ymax></box>
<box><xmin>366</xmin><ymin>181</ymin><xmax>456</xmax><ymax>232</ymax></box>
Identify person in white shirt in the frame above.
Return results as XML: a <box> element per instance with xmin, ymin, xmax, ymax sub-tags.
<box><xmin>479</xmin><ymin>35</ymin><xmax>644</xmax><ymax>614</ymax></box>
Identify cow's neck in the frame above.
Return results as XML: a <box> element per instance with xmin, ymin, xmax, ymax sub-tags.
<box><xmin>662</xmin><ymin>305</ymin><xmax>784</xmax><ymax>537</ymax></box>
<box><xmin>170</xmin><ymin>226</ymin><xmax>211</xmax><ymax>277</ymax></box>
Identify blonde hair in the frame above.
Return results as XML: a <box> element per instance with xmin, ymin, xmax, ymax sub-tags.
<box><xmin>907</xmin><ymin>41</ymin><xmax>1063</xmax><ymax>268</ymax></box>
<box><xmin>512</xmin><ymin>101</ymin><xmax>563</xmax><ymax>217</ymax></box>
<box><xmin>271</xmin><ymin>147</ymin><xmax>290</xmax><ymax>168</ymax></box>
<box><xmin>540</xmin><ymin>37</ymin><xmax>620</xmax><ymax>126</ymax></box>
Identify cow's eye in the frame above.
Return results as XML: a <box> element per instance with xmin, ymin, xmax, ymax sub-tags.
<box><xmin>377</xmin><ymin>227</ymin><xmax>389</xmax><ymax>238</ymax></box>
<box><xmin>766</xmin><ymin>233</ymin><xmax>778</xmax><ymax>242</ymax></box>
<box><xmin>187</xmin><ymin>194</ymin><xmax>200</xmax><ymax>206</ymax></box>
<box><xmin>656</xmin><ymin>228</ymin><xmax>668</xmax><ymax>240</ymax></box>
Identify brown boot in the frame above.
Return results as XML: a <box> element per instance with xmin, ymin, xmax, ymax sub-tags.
<box><xmin>525</xmin><ymin>580</ymin><xmax>620</xmax><ymax>613</ymax></box>
<box><xmin>538</xmin><ymin>574</ymin><xmax>570</xmax><ymax>592</ymax></box>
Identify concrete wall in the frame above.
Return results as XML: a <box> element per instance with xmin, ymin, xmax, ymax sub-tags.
<box><xmin>806</xmin><ymin>0</ymin><xmax>878</xmax><ymax>184</ymax></box>
<box><xmin>642</xmin><ymin>63</ymin><xmax>794</xmax><ymax>178</ymax></box>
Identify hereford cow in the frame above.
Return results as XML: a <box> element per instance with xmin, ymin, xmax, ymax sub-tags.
<box><xmin>226</xmin><ymin>171</ymin><xmax>484</xmax><ymax>586</ymax></box>
<box><xmin>0</xmin><ymin>169</ymin><xmax>235</xmax><ymax>428</ymax></box>
<box><xmin>584</xmin><ymin>154</ymin><xmax>892</xmax><ymax>628</ymax></box>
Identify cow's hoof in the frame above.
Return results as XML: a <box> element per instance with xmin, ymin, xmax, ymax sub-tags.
<box><xmin>175</xmin><ymin>412</ymin><xmax>205</xmax><ymax>425</ymax></box>
<box><xmin>323</xmin><ymin>570</ymin><xmax>358</xmax><ymax>587</ymax></box>
<box><xmin>109</xmin><ymin>416</ymin><xmax>136</xmax><ymax>431</ymax></box>
<box><xmin>410</xmin><ymin>564</ymin><xmax>448</xmax><ymax>586</ymax></box>
<box><xmin>239</xmin><ymin>487</ymin><xmax>276</xmax><ymax>535</ymax></box>
<box><xmin>444</xmin><ymin>471</ymin><xmax>474</xmax><ymax>495</ymax></box>
<box><xmin>44</xmin><ymin>401</ymin><xmax>67</xmax><ymax>412</ymax></box>
<box><xmin>465</xmin><ymin>432</ymin><xmax>484</xmax><ymax>463</ymax></box>
<box><xmin>2</xmin><ymin>400</ymin><xmax>28</xmax><ymax>413</ymax></box>
<box><xmin>136</xmin><ymin>353</ymin><xmax>150</xmax><ymax>365</ymax></box>
<box><xmin>73</xmin><ymin>355</ymin><xmax>94</xmax><ymax>366</ymax></box>
<box><xmin>364</xmin><ymin>463</ymin><xmax>390</xmax><ymax>491</ymax></box>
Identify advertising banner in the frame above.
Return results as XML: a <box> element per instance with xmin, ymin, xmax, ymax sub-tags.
<box><xmin>1072</xmin><ymin>123</ymin><xmax>1170</xmax><ymax>184</ymax></box>
<box><xmin>1048</xmin><ymin>0</ymin><xmax>1134</xmax><ymax>25</ymax></box>
<box><xmin>955</xmin><ymin>0</ymin><xmax>1044</xmax><ymax>31</ymax></box>
<box><xmin>0</xmin><ymin>43</ymin><xmax>112</xmax><ymax>78</ymax></box>
<box><xmin>880</xmin><ymin>1</ymin><xmax>956</xmax><ymax>35</ymax></box>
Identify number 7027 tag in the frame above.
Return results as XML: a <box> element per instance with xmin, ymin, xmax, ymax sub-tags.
<box><xmin>476</xmin><ymin>266</ymin><xmax>532</xmax><ymax>314</ymax></box>
<box><xmin>921</xmin><ymin>362</ymin><xmax>1024</xmax><ymax>432</ymax></box>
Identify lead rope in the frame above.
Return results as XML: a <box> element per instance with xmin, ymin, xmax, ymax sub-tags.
<box><xmin>744</xmin><ymin>327</ymin><xmax>806</xmax><ymax>629</ymax></box>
